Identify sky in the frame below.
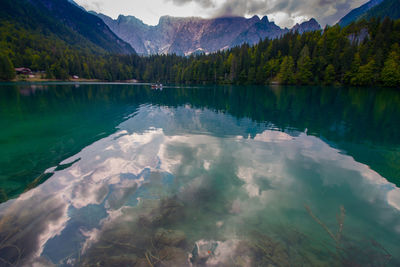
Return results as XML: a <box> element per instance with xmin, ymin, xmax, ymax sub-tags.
<box><xmin>74</xmin><ymin>0</ymin><xmax>368</xmax><ymax>28</ymax></box>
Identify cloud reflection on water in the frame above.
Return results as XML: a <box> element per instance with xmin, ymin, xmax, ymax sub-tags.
<box><xmin>0</xmin><ymin>105</ymin><xmax>399</xmax><ymax>265</ymax></box>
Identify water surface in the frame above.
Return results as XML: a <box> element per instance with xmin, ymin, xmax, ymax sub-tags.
<box><xmin>0</xmin><ymin>83</ymin><xmax>399</xmax><ymax>266</ymax></box>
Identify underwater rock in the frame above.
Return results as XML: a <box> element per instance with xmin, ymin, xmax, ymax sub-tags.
<box><xmin>154</xmin><ymin>228</ymin><xmax>186</xmax><ymax>247</ymax></box>
<box><xmin>158</xmin><ymin>246</ymin><xmax>189</xmax><ymax>266</ymax></box>
<box><xmin>81</xmin><ymin>253</ymin><xmax>139</xmax><ymax>267</ymax></box>
<box><xmin>190</xmin><ymin>240</ymin><xmax>219</xmax><ymax>264</ymax></box>
<box><xmin>135</xmin><ymin>258</ymin><xmax>152</xmax><ymax>267</ymax></box>
<box><xmin>189</xmin><ymin>239</ymin><xmax>252</xmax><ymax>266</ymax></box>
<box><xmin>139</xmin><ymin>197</ymin><xmax>185</xmax><ymax>227</ymax></box>
<box><xmin>188</xmin><ymin>237</ymin><xmax>292</xmax><ymax>267</ymax></box>
<box><xmin>107</xmin><ymin>254</ymin><xmax>139</xmax><ymax>266</ymax></box>
<box><xmin>249</xmin><ymin>234</ymin><xmax>290</xmax><ymax>267</ymax></box>
<box><xmin>155</xmin><ymin>198</ymin><xmax>185</xmax><ymax>225</ymax></box>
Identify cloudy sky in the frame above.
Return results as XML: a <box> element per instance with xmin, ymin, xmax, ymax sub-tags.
<box><xmin>75</xmin><ymin>0</ymin><xmax>368</xmax><ymax>28</ymax></box>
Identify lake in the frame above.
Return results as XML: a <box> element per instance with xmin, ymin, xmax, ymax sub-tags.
<box><xmin>0</xmin><ymin>83</ymin><xmax>399</xmax><ymax>266</ymax></box>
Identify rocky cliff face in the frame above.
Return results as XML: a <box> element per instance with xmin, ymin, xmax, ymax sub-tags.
<box><xmin>230</xmin><ymin>16</ymin><xmax>287</xmax><ymax>47</ymax></box>
<box><xmin>291</xmin><ymin>18</ymin><xmax>321</xmax><ymax>34</ymax></box>
<box><xmin>96</xmin><ymin>14</ymin><xmax>150</xmax><ymax>54</ymax></box>
<box><xmin>95</xmin><ymin>14</ymin><xmax>321</xmax><ymax>56</ymax></box>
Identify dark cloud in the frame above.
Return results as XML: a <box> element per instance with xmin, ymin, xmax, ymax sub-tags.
<box><xmin>167</xmin><ymin>0</ymin><xmax>215</xmax><ymax>8</ymax></box>
<box><xmin>319</xmin><ymin>0</ymin><xmax>339</xmax><ymax>5</ymax></box>
<box><xmin>172</xmin><ymin>0</ymin><xmax>366</xmax><ymax>26</ymax></box>
<box><xmin>247</xmin><ymin>1</ymin><xmax>267</xmax><ymax>14</ymax></box>
<box><xmin>214</xmin><ymin>0</ymin><xmax>246</xmax><ymax>17</ymax></box>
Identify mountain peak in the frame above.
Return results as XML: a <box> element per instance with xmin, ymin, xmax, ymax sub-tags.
<box><xmin>117</xmin><ymin>15</ymin><xmax>146</xmax><ymax>25</ymax></box>
<box><xmin>159</xmin><ymin>15</ymin><xmax>199</xmax><ymax>23</ymax></box>
<box><xmin>308</xmin><ymin>18</ymin><xmax>318</xmax><ymax>24</ymax></box>
<box><xmin>261</xmin><ymin>16</ymin><xmax>270</xmax><ymax>23</ymax></box>
<box><xmin>250</xmin><ymin>15</ymin><xmax>260</xmax><ymax>21</ymax></box>
<box><xmin>158</xmin><ymin>15</ymin><xmax>177</xmax><ymax>25</ymax></box>
<box><xmin>291</xmin><ymin>18</ymin><xmax>321</xmax><ymax>33</ymax></box>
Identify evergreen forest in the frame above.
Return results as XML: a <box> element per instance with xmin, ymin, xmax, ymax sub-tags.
<box><xmin>1</xmin><ymin>17</ymin><xmax>400</xmax><ymax>87</ymax></box>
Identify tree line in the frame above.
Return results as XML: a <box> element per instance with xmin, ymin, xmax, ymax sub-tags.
<box><xmin>1</xmin><ymin>17</ymin><xmax>400</xmax><ymax>87</ymax></box>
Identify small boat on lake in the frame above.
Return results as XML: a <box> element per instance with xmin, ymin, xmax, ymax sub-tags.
<box><xmin>151</xmin><ymin>83</ymin><xmax>163</xmax><ymax>89</ymax></box>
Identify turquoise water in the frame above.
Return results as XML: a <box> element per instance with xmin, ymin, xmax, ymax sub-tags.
<box><xmin>0</xmin><ymin>83</ymin><xmax>399</xmax><ymax>266</ymax></box>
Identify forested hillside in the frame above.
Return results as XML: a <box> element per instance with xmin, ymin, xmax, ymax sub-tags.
<box><xmin>339</xmin><ymin>0</ymin><xmax>384</xmax><ymax>26</ymax></box>
<box><xmin>150</xmin><ymin>17</ymin><xmax>400</xmax><ymax>87</ymax></box>
<box><xmin>1</xmin><ymin>16</ymin><xmax>400</xmax><ymax>87</ymax></box>
<box><xmin>0</xmin><ymin>0</ymin><xmax>135</xmax><ymax>80</ymax></box>
<box><xmin>363</xmin><ymin>0</ymin><xmax>400</xmax><ymax>21</ymax></box>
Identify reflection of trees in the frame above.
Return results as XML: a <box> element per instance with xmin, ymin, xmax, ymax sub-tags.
<box><xmin>4</xmin><ymin>83</ymin><xmax>398</xmax><ymax>148</ymax></box>
<box><xmin>151</xmin><ymin>85</ymin><xmax>400</xmax><ymax>185</ymax></box>
<box><xmin>0</xmin><ymin>84</ymin><xmax>399</xmax><ymax>200</ymax></box>
<box><xmin>144</xmin><ymin>85</ymin><xmax>400</xmax><ymax>145</ymax></box>
<box><xmin>0</xmin><ymin>84</ymin><xmax>150</xmax><ymax>201</ymax></box>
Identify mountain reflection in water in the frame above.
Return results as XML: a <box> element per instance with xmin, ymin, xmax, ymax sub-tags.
<box><xmin>0</xmin><ymin>83</ymin><xmax>399</xmax><ymax>266</ymax></box>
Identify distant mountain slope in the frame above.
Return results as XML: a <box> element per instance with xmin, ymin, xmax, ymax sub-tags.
<box><xmin>339</xmin><ymin>0</ymin><xmax>384</xmax><ymax>26</ymax></box>
<box><xmin>363</xmin><ymin>0</ymin><xmax>400</xmax><ymax>21</ymax></box>
<box><xmin>229</xmin><ymin>16</ymin><xmax>287</xmax><ymax>48</ymax></box>
<box><xmin>95</xmin><ymin>13</ymin><xmax>321</xmax><ymax>56</ymax></box>
<box><xmin>169</xmin><ymin>16</ymin><xmax>263</xmax><ymax>55</ymax></box>
<box><xmin>338</xmin><ymin>0</ymin><xmax>400</xmax><ymax>26</ymax></box>
<box><xmin>0</xmin><ymin>0</ymin><xmax>135</xmax><ymax>54</ymax></box>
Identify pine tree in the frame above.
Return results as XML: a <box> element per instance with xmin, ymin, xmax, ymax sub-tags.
<box><xmin>0</xmin><ymin>53</ymin><xmax>15</xmax><ymax>81</ymax></box>
<box><xmin>344</xmin><ymin>53</ymin><xmax>361</xmax><ymax>84</ymax></box>
<box><xmin>278</xmin><ymin>56</ymin><xmax>295</xmax><ymax>84</ymax></box>
<box><xmin>351</xmin><ymin>59</ymin><xmax>376</xmax><ymax>86</ymax></box>
<box><xmin>296</xmin><ymin>55</ymin><xmax>313</xmax><ymax>85</ymax></box>
<box><xmin>381</xmin><ymin>51</ymin><xmax>400</xmax><ymax>87</ymax></box>
<box><xmin>324</xmin><ymin>64</ymin><xmax>336</xmax><ymax>85</ymax></box>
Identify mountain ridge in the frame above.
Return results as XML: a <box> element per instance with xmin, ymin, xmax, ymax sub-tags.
<box><xmin>338</xmin><ymin>0</ymin><xmax>399</xmax><ymax>26</ymax></box>
<box><xmin>339</xmin><ymin>0</ymin><xmax>384</xmax><ymax>26</ymax></box>
<box><xmin>95</xmin><ymin>13</ymin><xmax>321</xmax><ymax>55</ymax></box>
<box><xmin>362</xmin><ymin>0</ymin><xmax>400</xmax><ymax>21</ymax></box>
<box><xmin>0</xmin><ymin>0</ymin><xmax>135</xmax><ymax>54</ymax></box>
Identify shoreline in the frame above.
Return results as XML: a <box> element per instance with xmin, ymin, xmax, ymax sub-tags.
<box><xmin>2</xmin><ymin>79</ymin><xmax>396</xmax><ymax>89</ymax></box>
<box><xmin>10</xmin><ymin>77</ymin><xmax>141</xmax><ymax>83</ymax></box>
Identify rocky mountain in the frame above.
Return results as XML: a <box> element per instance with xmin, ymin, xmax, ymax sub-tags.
<box><xmin>338</xmin><ymin>0</ymin><xmax>399</xmax><ymax>26</ymax></box>
<box><xmin>95</xmin><ymin>14</ymin><xmax>191</xmax><ymax>55</ymax></box>
<box><xmin>95</xmin><ymin>13</ymin><xmax>321</xmax><ymax>56</ymax></box>
<box><xmin>229</xmin><ymin>16</ymin><xmax>288</xmax><ymax>48</ymax></box>
<box><xmin>0</xmin><ymin>0</ymin><xmax>135</xmax><ymax>54</ymax></box>
<box><xmin>67</xmin><ymin>0</ymin><xmax>86</xmax><ymax>11</ymax></box>
<box><xmin>291</xmin><ymin>18</ymin><xmax>321</xmax><ymax>34</ymax></box>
